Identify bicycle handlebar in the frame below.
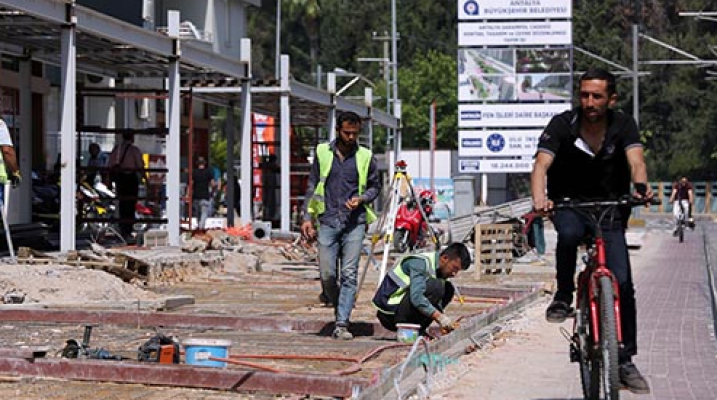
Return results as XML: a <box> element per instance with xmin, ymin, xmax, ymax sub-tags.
<box><xmin>553</xmin><ymin>196</ymin><xmax>661</xmax><ymax>210</ymax></box>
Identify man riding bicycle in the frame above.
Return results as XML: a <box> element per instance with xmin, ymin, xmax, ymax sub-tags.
<box><xmin>668</xmin><ymin>176</ymin><xmax>694</xmax><ymax>235</ymax></box>
<box><xmin>531</xmin><ymin>67</ymin><xmax>652</xmax><ymax>394</ymax></box>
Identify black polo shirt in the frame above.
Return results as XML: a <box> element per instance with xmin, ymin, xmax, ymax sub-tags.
<box><xmin>537</xmin><ymin>108</ymin><xmax>642</xmax><ymax>205</ymax></box>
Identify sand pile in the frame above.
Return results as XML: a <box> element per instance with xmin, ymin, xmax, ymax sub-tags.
<box><xmin>0</xmin><ymin>263</ymin><xmax>158</xmax><ymax>304</ymax></box>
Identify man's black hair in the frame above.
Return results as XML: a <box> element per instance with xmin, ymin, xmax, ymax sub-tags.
<box><xmin>580</xmin><ymin>67</ymin><xmax>617</xmax><ymax>96</ymax></box>
<box><xmin>336</xmin><ymin>111</ymin><xmax>362</xmax><ymax>128</ymax></box>
<box><xmin>441</xmin><ymin>242</ymin><xmax>472</xmax><ymax>270</ymax></box>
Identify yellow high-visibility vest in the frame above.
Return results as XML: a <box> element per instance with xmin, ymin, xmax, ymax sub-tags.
<box><xmin>307</xmin><ymin>142</ymin><xmax>376</xmax><ymax>223</ymax></box>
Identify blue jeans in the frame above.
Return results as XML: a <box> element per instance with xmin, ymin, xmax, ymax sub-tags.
<box><xmin>193</xmin><ymin>199</ymin><xmax>212</xmax><ymax>229</ymax></box>
<box><xmin>552</xmin><ymin>209</ymin><xmax>637</xmax><ymax>362</ymax></box>
<box><xmin>317</xmin><ymin>223</ymin><xmax>365</xmax><ymax>326</ymax></box>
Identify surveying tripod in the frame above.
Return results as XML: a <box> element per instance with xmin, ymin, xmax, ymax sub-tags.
<box><xmin>356</xmin><ymin>160</ymin><xmax>440</xmax><ymax>297</ymax></box>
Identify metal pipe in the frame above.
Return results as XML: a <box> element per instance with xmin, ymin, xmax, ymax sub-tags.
<box><xmin>632</xmin><ymin>23</ymin><xmax>639</xmax><ymax>129</ymax></box>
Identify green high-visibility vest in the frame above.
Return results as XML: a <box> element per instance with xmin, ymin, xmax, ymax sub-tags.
<box><xmin>0</xmin><ymin>159</ymin><xmax>7</xmax><ymax>185</ymax></box>
<box><xmin>381</xmin><ymin>252</ymin><xmax>440</xmax><ymax>310</ymax></box>
<box><xmin>307</xmin><ymin>142</ymin><xmax>377</xmax><ymax>223</ymax></box>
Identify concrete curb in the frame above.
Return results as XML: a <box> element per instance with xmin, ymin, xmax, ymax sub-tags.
<box><xmin>358</xmin><ymin>284</ymin><xmax>545</xmax><ymax>400</ymax></box>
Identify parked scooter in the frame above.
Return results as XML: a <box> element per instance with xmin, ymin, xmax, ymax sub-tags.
<box><xmin>393</xmin><ymin>190</ymin><xmax>435</xmax><ymax>253</ymax></box>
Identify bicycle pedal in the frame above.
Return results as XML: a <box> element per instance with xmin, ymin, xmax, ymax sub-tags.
<box><xmin>569</xmin><ymin>343</ymin><xmax>579</xmax><ymax>363</ymax></box>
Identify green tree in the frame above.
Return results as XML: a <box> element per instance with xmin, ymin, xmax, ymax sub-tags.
<box><xmin>393</xmin><ymin>50</ymin><xmax>457</xmax><ymax>150</ymax></box>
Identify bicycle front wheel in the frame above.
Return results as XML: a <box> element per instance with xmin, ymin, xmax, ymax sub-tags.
<box><xmin>598</xmin><ymin>276</ymin><xmax>621</xmax><ymax>399</ymax></box>
<box><xmin>577</xmin><ymin>285</ymin><xmax>600</xmax><ymax>399</ymax></box>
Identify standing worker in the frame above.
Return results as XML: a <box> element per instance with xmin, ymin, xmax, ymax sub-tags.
<box><xmin>108</xmin><ymin>133</ymin><xmax>145</xmax><ymax>240</ymax></box>
<box><xmin>301</xmin><ymin>111</ymin><xmax>381</xmax><ymax>340</ymax></box>
<box><xmin>668</xmin><ymin>176</ymin><xmax>694</xmax><ymax>233</ymax></box>
<box><xmin>192</xmin><ymin>156</ymin><xmax>215</xmax><ymax>230</ymax></box>
<box><xmin>372</xmin><ymin>242</ymin><xmax>471</xmax><ymax>335</ymax></box>
<box><xmin>0</xmin><ymin>118</ymin><xmax>20</xmax><ymax>190</ymax></box>
<box><xmin>85</xmin><ymin>142</ymin><xmax>105</xmax><ymax>185</ymax></box>
<box><xmin>531</xmin><ymin>67</ymin><xmax>652</xmax><ymax>393</ymax></box>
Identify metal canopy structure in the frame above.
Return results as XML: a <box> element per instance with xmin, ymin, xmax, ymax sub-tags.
<box><xmin>0</xmin><ymin>0</ymin><xmax>251</xmax><ymax>251</ymax></box>
<box><xmin>0</xmin><ymin>0</ymin><xmax>400</xmax><ymax>243</ymax></box>
<box><xmin>184</xmin><ymin>78</ymin><xmax>400</xmax><ymax>128</ymax></box>
<box><xmin>184</xmin><ymin>56</ymin><xmax>400</xmax><ymax>231</ymax></box>
<box><xmin>0</xmin><ymin>0</ymin><xmax>247</xmax><ymax>80</ymax></box>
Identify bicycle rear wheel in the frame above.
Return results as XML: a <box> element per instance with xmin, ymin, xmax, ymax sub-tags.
<box><xmin>598</xmin><ymin>276</ymin><xmax>620</xmax><ymax>399</ymax></box>
<box><xmin>678</xmin><ymin>223</ymin><xmax>684</xmax><ymax>243</ymax></box>
<box><xmin>577</xmin><ymin>286</ymin><xmax>600</xmax><ymax>399</ymax></box>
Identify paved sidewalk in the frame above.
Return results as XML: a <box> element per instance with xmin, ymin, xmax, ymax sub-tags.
<box><xmin>432</xmin><ymin>228</ymin><xmax>717</xmax><ymax>400</ymax></box>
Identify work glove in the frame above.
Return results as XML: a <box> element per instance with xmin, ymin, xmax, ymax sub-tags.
<box><xmin>437</xmin><ymin>313</ymin><xmax>456</xmax><ymax>333</ymax></box>
<box><xmin>9</xmin><ymin>171</ymin><xmax>21</xmax><ymax>188</ymax></box>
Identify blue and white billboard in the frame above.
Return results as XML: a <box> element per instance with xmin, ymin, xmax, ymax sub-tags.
<box><xmin>458</xmin><ymin>0</ymin><xmax>572</xmax><ymax>20</ymax></box>
<box><xmin>459</xmin><ymin>130</ymin><xmax>542</xmax><ymax>157</ymax></box>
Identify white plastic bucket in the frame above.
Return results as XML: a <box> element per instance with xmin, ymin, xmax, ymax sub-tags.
<box><xmin>396</xmin><ymin>323</ymin><xmax>421</xmax><ymax>344</ymax></box>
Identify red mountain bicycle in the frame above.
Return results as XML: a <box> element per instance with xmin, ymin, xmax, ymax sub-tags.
<box><xmin>555</xmin><ymin>196</ymin><xmax>658</xmax><ymax>400</ymax></box>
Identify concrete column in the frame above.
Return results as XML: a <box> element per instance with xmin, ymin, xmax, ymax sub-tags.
<box><xmin>166</xmin><ymin>11</ymin><xmax>181</xmax><ymax>246</ymax></box>
<box><xmin>59</xmin><ymin>11</ymin><xmax>77</xmax><ymax>252</ymax></box>
<box><xmin>279</xmin><ymin>55</ymin><xmax>291</xmax><ymax>231</ymax></box>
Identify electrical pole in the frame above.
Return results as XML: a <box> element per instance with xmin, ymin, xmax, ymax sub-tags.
<box><xmin>391</xmin><ymin>0</ymin><xmax>401</xmax><ymax>160</ymax></box>
<box><xmin>275</xmin><ymin>0</ymin><xmax>281</xmax><ymax>78</ymax></box>
<box><xmin>632</xmin><ymin>0</ymin><xmax>641</xmax><ymax>128</ymax></box>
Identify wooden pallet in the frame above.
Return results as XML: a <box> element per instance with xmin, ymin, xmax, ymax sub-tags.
<box><xmin>474</xmin><ymin>223</ymin><xmax>514</xmax><ymax>279</ymax></box>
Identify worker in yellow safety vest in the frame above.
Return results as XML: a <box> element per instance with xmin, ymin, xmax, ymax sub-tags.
<box><xmin>373</xmin><ymin>243</ymin><xmax>471</xmax><ymax>335</ymax></box>
<box><xmin>301</xmin><ymin>111</ymin><xmax>381</xmax><ymax>341</ymax></box>
<box><xmin>0</xmin><ymin>118</ymin><xmax>21</xmax><ymax>198</ymax></box>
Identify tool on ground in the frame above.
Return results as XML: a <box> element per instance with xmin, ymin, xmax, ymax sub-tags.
<box><xmin>137</xmin><ymin>332</ymin><xmax>180</xmax><ymax>364</ymax></box>
<box><xmin>454</xmin><ymin>285</ymin><xmax>465</xmax><ymax>305</ymax></box>
<box><xmin>356</xmin><ymin>160</ymin><xmax>440</xmax><ymax>300</ymax></box>
<box><xmin>60</xmin><ymin>324</ymin><xmax>123</xmax><ymax>360</ymax></box>
<box><xmin>0</xmin><ymin>182</ymin><xmax>15</xmax><ymax>262</ymax></box>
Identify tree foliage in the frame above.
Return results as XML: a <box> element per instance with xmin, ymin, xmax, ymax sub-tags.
<box><xmin>247</xmin><ymin>0</ymin><xmax>717</xmax><ymax>180</ymax></box>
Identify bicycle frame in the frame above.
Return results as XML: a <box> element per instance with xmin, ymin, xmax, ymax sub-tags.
<box><xmin>557</xmin><ymin>196</ymin><xmax>658</xmax><ymax>400</ymax></box>
<box><xmin>576</xmin><ymin>234</ymin><xmax>623</xmax><ymax>347</ymax></box>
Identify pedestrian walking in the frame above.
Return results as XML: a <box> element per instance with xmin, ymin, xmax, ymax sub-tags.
<box><xmin>108</xmin><ymin>133</ymin><xmax>145</xmax><ymax>239</ymax></box>
<box><xmin>301</xmin><ymin>111</ymin><xmax>381</xmax><ymax>340</ymax></box>
<box><xmin>192</xmin><ymin>156</ymin><xmax>215</xmax><ymax>230</ymax></box>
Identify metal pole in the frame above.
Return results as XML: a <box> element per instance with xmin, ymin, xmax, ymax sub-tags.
<box><xmin>166</xmin><ymin>11</ymin><xmax>182</xmax><ymax>245</ymax></box>
<box><xmin>240</xmin><ymin>39</ymin><xmax>253</xmax><ymax>224</ymax></box>
<box><xmin>275</xmin><ymin>0</ymin><xmax>281</xmax><ymax>78</ymax></box>
<box><xmin>429</xmin><ymin>100</ymin><xmax>436</xmax><ymax>193</ymax></box>
<box><xmin>391</xmin><ymin>0</ymin><xmax>400</xmax><ymax>160</ymax></box>
<box><xmin>632</xmin><ymin>23</ymin><xmax>640</xmax><ymax>129</ymax></box>
<box><xmin>59</xmin><ymin>8</ymin><xmax>77</xmax><ymax>252</ymax></box>
<box><xmin>280</xmin><ymin>55</ymin><xmax>291</xmax><ymax>231</ymax></box>
<box><xmin>226</xmin><ymin>100</ymin><xmax>235</xmax><ymax>227</ymax></box>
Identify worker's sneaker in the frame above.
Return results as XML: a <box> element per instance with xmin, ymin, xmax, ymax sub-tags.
<box><xmin>318</xmin><ymin>293</ymin><xmax>334</xmax><ymax>307</ymax></box>
<box><xmin>619</xmin><ymin>361</ymin><xmax>650</xmax><ymax>394</ymax></box>
<box><xmin>332</xmin><ymin>326</ymin><xmax>353</xmax><ymax>340</ymax></box>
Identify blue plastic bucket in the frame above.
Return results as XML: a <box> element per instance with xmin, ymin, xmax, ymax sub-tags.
<box><xmin>183</xmin><ymin>339</ymin><xmax>232</xmax><ymax>367</ymax></box>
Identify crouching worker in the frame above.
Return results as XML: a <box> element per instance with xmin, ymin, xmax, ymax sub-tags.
<box><xmin>373</xmin><ymin>243</ymin><xmax>471</xmax><ymax>335</ymax></box>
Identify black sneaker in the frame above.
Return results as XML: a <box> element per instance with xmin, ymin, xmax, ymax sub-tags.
<box><xmin>619</xmin><ymin>361</ymin><xmax>650</xmax><ymax>394</ymax></box>
<box><xmin>545</xmin><ymin>300</ymin><xmax>573</xmax><ymax>323</ymax></box>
